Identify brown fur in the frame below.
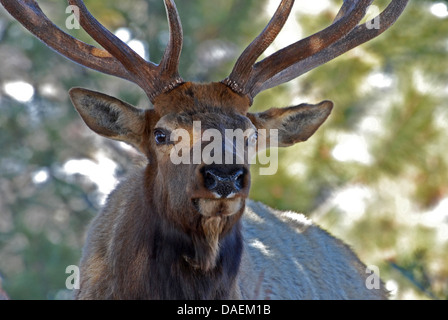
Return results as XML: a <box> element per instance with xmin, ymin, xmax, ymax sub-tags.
<box><xmin>154</xmin><ymin>82</ymin><xmax>251</xmax><ymax>115</ymax></box>
<box><xmin>75</xmin><ymin>166</ymin><xmax>245</xmax><ymax>299</ymax></box>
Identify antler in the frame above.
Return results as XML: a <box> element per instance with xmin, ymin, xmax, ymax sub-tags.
<box><xmin>222</xmin><ymin>0</ymin><xmax>409</xmax><ymax>104</ymax></box>
<box><xmin>0</xmin><ymin>0</ymin><xmax>184</xmax><ymax>103</ymax></box>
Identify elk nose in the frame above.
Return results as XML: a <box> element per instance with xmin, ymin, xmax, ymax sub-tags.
<box><xmin>202</xmin><ymin>167</ymin><xmax>246</xmax><ymax>198</ymax></box>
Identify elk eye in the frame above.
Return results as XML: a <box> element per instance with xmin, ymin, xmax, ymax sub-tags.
<box><xmin>154</xmin><ymin>129</ymin><xmax>168</xmax><ymax>145</ymax></box>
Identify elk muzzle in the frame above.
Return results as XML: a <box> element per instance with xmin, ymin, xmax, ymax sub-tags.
<box><xmin>202</xmin><ymin>166</ymin><xmax>246</xmax><ymax>198</ymax></box>
<box><xmin>190</xmin><ymin>164</ymin><xmax>250</xmax><ymax>217</ymax></box>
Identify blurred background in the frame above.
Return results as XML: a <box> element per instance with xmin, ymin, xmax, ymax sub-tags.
<box><xmin>0</xmin><ymin>0</ymin><xmax>447</xmax><ymax>300</ymax></box>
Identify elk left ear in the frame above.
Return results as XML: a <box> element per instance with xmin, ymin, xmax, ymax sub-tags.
<box><xmin>247</xmin><ymin>100</ymin><xmax>333</xmax><ymax>147</ymax></box>
<box><xmin>69</xmin><ymin>87</ymin><xmax>148</xmax><ymax>148</ymax></box>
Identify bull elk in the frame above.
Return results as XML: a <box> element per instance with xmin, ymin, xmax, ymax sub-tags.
<box><xmin>1</xmin><ymin>0</ymin><xmax>409</xmax><ymax>299</ymax></box>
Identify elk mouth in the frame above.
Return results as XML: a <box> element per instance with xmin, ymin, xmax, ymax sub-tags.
<box><xmin>191</xmin><ymin>197</ymin><xmax>244</xmax><ymax>217</ymax></box>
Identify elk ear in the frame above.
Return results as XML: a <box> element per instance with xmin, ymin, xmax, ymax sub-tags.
<box><xmin>69</xmin><ymin>88</ymin><xmax>147</xmax><ymax>147</ymax></box>
<box><xmin>247</xmin><ymin>101</ymin><xmax>333</xmax><ymax>147</ymax></box>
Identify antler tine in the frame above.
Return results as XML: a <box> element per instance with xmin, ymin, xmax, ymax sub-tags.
<box><xmin>0</xmin><ymin>0</ymin><xmax>132</xmax><ymax>81</ymax></box>
<box><xmin>159</xmin><ymin>0</ymin><xmax>183</xmax><ymax>83</ymax></box>
<box><xmin>68</xmin><ymin>0</ymin><xmax>184</xmax><ymax>102</ymax></box>
<box><xmin>251</xmin><ymin>0</ymin><xmax>374</xmax><ymax>100</ymax></box>
<box><xmin>67</xmin><ymin>0</ymin><xmax>152</xmax><ymax>76</ymax></box>
<box><xmin>222</xmin><ymin>0</ymin><xmax>294</xmax><ymax>93</ymax></box>
<box><xmin>256</xmin><ymin>0</ymin><xmax>409</xmax><ymax>95</ymax></box>
<box><xmin>333</xmin><ymin>0</ymin><xmax>359</xmax><ymax>23</ymax></box>
<box><xmin>223</xmin><ymin>0</ymin><xmax>376</xmax><ymax>103</ymax></box>
<box><xmin>2</xmin><ymin>0</ymin><xmax>184</xmax><ymax>104</ymax></box>
<box><xmin>67</xmin><ymin>0</ymin><xmax>184</xmax><ymax>102</ymax></box>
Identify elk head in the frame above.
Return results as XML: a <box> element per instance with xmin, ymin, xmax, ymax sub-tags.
<box><xmin>1</xmin><ymin>0</ymin><xmax>409</xmax><ymax>270</ymax></box>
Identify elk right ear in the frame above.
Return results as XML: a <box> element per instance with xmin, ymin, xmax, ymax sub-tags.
<box><xmin>247</xmin><ymin>100</ymin><xmax>333</xmax><ymax>147</ymax></box>
<box><xmin>69</xmin><ymin>88</ymin><xmax>147</xmax><ymax>148</ymax></box>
